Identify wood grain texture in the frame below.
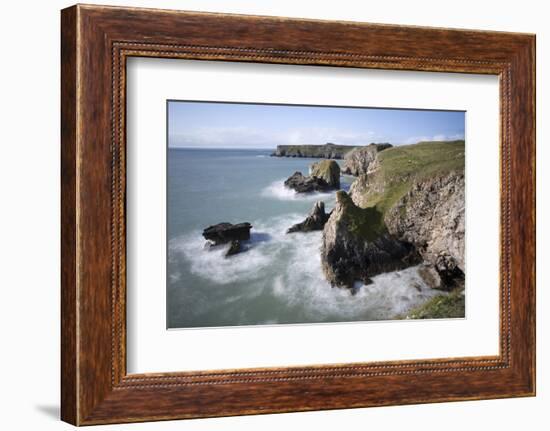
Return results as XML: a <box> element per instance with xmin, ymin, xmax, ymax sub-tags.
<box><xmin>60</xmin><ymin>4</ymin><xmax>536</xmax><ymax>425</ymax></box>
<box><xmin>60</xmin><ymin>5</ymin><xmax>78</xmax><ymax>425</ymax></box>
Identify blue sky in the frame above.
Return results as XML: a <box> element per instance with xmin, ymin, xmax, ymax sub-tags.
<box><xmin>168</xmin><ymin>101</ymin><xmax>465</xmax><ymax>149</ymax></box>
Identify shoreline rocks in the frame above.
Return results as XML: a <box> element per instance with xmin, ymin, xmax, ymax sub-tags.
<box><xmin>225</xmin><ymin>240</ymin><xmax>242</xmax><ymax>257</ymax></box>
<box><xmin>202</xmin><ymin>222</ymin><xmax>252</xmax><ymax>257</ymax></box>
<box><xmin>284</xmin><ymin>160</ymin><xmax>341</xmax><ymax>194</ymax></box>
<box><xmin>321</xmin><ymin>191</ymin><xmax>420</xmax><ymax>288</ymax></box>
<box><xmin>284</xmin><ymin>171</ymin><xmax>332</xmax><ymax>193</ymax></box>
<box><xmin>287</xmin><ymin>201</ymin><xmax>331</xmax><ymax>233</ymax></box>
<box><xmin>202</xmin><ymin>222</ymin><xmax>252</xmax><ymax>244</ymax></box>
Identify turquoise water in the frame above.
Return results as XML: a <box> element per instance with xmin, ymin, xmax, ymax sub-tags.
<box><xmin>167</xmin><ymin>148</ymin><xmax>440</xmax><ymax>328</ymax></box>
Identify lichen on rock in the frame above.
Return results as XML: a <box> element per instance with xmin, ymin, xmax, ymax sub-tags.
<box><xmin>284</xmin><ymin>171</ymin><xmax>332</xmax><ymax>193</ymax></box>
<box><xmin>309</xmin><ymin>159</ymin><xmax>341</xmax><ymax>188</ymax></box>
<box><xmin>321</xmin><ymin>191</ymin><xmax>419</xmax><ymax>288</ymax></box>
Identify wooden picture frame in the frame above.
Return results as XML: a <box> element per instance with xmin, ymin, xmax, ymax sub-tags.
<box><xmin>61</xmin><ymin>4</ymin><xmax>536</xmax><ymax>426</ymax></box>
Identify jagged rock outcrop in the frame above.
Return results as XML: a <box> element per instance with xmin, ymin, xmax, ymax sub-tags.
<box><xmin>321</xmin><ymin>191</ymin><xmax>419</xmax><ymax>288</ymax></box>
<box><xmin>284</xmin><ymin>171</ymin><xmax>332</xmax><ymax>193</ymax></box>
<box><xmin>309</xmin><ymin>160</ymin><xmax>341</xmax><ymax>188</ymax></box>
<box><xmin>202</xmin><ymin>222</ymin><xmax>252</xmax><ymax>245</ymax></box>
<box><xmin>225</xmin><ymin>240</ymin><xmax>242</xmax><ymax>257</ymax></box>
<box><xmin>287</xmin><ymin>201</ymin><xmax>331</xmax><ymax>233</ymax></box>
<box><xmin>271</xmin><ymin>143</ymin><xmax>356</xmax><ymax>159</ymax></box>
<box><xmin>342</xmin><ymin>143</ymin><xmax>392</xmax><ymax>176</ymax></box>
<box><xmin>384</xmin><ymin>172</ymin><xmax>465</xmax><ymax>279</ymax></box>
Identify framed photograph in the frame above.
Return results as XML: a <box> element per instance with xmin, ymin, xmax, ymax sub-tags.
<box><xmin>61</xmin><ymin>4</ymin><xmax>536</xmax><ymax>425</ymax></box>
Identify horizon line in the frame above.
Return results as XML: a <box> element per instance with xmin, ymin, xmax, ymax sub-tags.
<box><xmin>168</xmin><ymin>139</ymin><xmax>465</xmax><ymax>150</ymax></box>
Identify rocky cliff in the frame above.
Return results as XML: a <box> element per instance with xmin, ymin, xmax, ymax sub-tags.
<box><xmin>385</xmin><ymin>173</ymin><xmax>465</xmax><ymax>283</ymax></box>
<box><xmin>321</xmin><ymin>140</ymin><xmax>465</xmax><ymax>289</ymax></box>
<box><xmin>342</xmin><ymin>143</ymin><xmax>392</xmax><ymax>176</ymax></box>
<box><xmin>321</xmin><ymin>191</ymin><xmax>419</xmax><ymax>288</ymax></box>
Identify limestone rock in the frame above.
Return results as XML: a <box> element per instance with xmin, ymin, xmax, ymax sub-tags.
<box><xmin>309</xmin><ymin>159</ymin><xmax>341</xmax><ymax>188</ymax></box>
<box><xmin>287</xmin><ymin>201</ymin><xmax>331</xmax><ymax>233</ymax></box>
<box><xmin>342</xmin><ymin>143</ymin><xmax>392</xmax><ymax>176</ymax></box>
<box><xmin>321</xmin><ymin>191</ymin><xmax>419</xmax><ymax>288</ymax></box>
<box><xmin>384</xmin><ymin>172</ymin><xmax>465</xmax><ymax>276</ymax></box>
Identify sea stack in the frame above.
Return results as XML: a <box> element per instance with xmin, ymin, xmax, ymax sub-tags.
<box><xmin>284</xmin><ymin>171</ymin><xmax>332</xmax><ymax>193</ymax></box>
<box><xmin>202</xmin><ymin>222</ymin><xmax>252</xmax><ymax>245</ymax></box>
<box><xmin>309</xmin><ymin>159</ymin><xmax>341</xmax><ymax>188</ymax></box>
<box><xmin>287</xmin><ymin>201</ymin><xmax>331</xmax><ymax>233</ymax></box>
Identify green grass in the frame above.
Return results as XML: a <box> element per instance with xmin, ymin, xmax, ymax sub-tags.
<box><xmin>405</xmin><ymin>288</ymin><xmax>465</xmax><ymax>319</ymax></box>
<box><xmin>361</xmin><ymin>140</ymin><xmax>465</xmax><ymax>214</ymax></box>
<box><xmin>336</xmin><ymin>191</ymin><xmax>387</xmax><ymax>241</ymax></box>
<box><xmin>311</xmin><ymin>159</ymin><xmax>340</xmax><ymax>175</ymax></box>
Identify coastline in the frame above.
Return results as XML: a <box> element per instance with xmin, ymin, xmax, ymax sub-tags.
<box><xmin>167</xmin><ymin>143</ymin><xmax>465</xmax><ymax>328</ymax></box>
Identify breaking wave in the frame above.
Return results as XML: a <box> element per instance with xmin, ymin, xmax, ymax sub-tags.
<box><xmin>260</xmin><ymin>179</ymin><xmax>334</xmax><ymax>202</ymax></box>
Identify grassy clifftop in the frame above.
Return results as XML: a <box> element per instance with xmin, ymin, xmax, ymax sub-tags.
<box><xmin>351</xmin><ymin>140</ymin><xmax>465</xmax><ymax>214</ymax></box>
<box><xmin>322</xmin><ymin>140</ymin><xmax>465</xmax><ymax>292</ymax></box>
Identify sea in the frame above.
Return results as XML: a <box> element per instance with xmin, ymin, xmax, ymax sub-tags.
<box><xmin>167</xmin><ymin>147</ymin><xmax>441</xmax><ymax>329</ymax></box>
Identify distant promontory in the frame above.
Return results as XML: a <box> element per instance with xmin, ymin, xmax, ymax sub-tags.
<box><xmin>271</xmin><ymin>143</ymin><xmax>358</xmax><ymax>159</ymax></box>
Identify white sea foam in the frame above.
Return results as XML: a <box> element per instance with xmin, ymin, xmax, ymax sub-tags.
<box><xmin>170</xmin><ymin>212</ymin><xmax>445</xmax><ymax>323</ymax></box>
<box><xmin>264</xmin><ymin>226</ymin><xmax>443</xmax><ymax>320</ymax></box>
<box><xmin>260</xmin><ymin>179</ymin><xmax>334</xmax><ymax>201</ymax></box>
<box><xmin>169</xmin><ymin>214</ymin><xmax>304</xmax><ymax>285</ymax></box>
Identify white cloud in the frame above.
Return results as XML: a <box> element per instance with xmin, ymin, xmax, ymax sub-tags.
<box><xmin>169</xmin><ymin>126</ymin><xmax>380</xmax><ymax>148</ymax></box>
<box><xmin>403</xmin><ymin>133</ymin><xmax>464</xmax><ymax>145</ymax></box>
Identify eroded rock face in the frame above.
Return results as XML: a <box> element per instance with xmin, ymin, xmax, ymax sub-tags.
<box><xmin>309</xmin><ymin>160</ymin><xmax>341</xmax><ymax>188</ymax></box>
<box><xmin>202</xmin><ymin>222</ymin><xmax>252</xmax><ymax>245</ymax></box>
<box><xmin>321</xmin><ymin>191</ymin><xmax>419</xmax><ymax>288</ymax></box>
<box><xmin>348</xmin><ymin>174</ymin><xmax>370</xmax><ymax>207</ymax></box>
<box><xmin>284</xmin><ymin>171</ymin><xmax>332</xmax><ymax>193</ymax></box>
<box><xmin>418</xmin><ymin>264</ymin><xmax>443</xmax><ymax>290</ymax></box>
<box><xmin>384</xmin><ymin>173</ymin><xmax>465</xmax><ymax>277</ymax></box>
<box><xmin>342</xmin><ymin>143</ymin><xmax>392</xmax><ymax>176</ymax></box>
<box><xmin>287</xmin><ymin>201</ymin><xmax>331</xmax><ymax>233</ymax></box>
